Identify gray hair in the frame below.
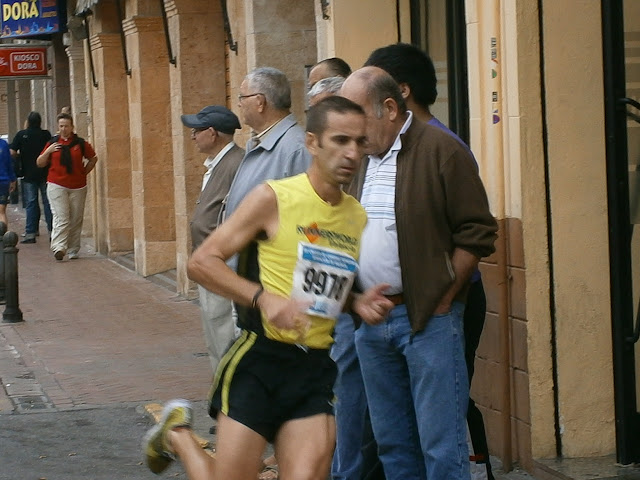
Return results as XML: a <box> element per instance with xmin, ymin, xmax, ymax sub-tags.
<box><xmin>307</xmin><ymin>76</ymin><xmax>345</xmax><ymax>103</ymax></box>
<box><xmin>245</xmin><ymin>67</ymin><xmax>291</xmax><ymax>110</ymax></box>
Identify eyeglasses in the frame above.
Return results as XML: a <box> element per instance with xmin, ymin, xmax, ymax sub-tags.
<box><xmin>238</xmin><ymin>92</ymin><xmax>264</xmax><ymax>102</ymax></box>
<box><xmin>190</xmin><ymin>127</ymin><xmax>210</xmax><ymax>136</ymax></box>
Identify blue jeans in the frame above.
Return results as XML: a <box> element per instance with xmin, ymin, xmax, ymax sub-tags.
<box><xmin>331</xmin><ymin>313</ymin><xmax>371</xmax><ymax>480</ymax></box>
<box><xmin>23</xmin><ymin>180</ymin><xmax>52</xmax><ymax>235</ymax></box>
<box><xmin>355</xmin><ymin>302</ymin><xmax>470</xmax><ymax>480</ymax></box>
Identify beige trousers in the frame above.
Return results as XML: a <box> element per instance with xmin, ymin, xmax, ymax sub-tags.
<box><xmin>197</xmin><ymin>285</ymin><xmax>237</xmax><ymax>373</ymax></box>
<box><xmin>47</xmin><ymin>182</ymin><xmax>87</xmax><ymax>255</ymax></box>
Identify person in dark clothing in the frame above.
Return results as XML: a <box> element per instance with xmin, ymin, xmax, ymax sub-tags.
<box><xmin>10</xmin><ymin>111</ymin><xmax>52</xmax><ymax>243</ymax></box>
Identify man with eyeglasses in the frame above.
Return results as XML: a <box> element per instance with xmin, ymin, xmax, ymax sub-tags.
<box><xmin>225</xmin><ymin>67</ymin><xmax>311</xmax><ymax>237</ymax></box>
<box><xmin>180</xmin><ymin>105</ymin><xmax>244</xmax><ymax>377</ymax></box>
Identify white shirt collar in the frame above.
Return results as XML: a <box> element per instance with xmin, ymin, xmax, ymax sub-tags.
<box><xmin>204</xmin><ymin>141</ymin><xmax>235</xmax><ymax>171</ymax></box>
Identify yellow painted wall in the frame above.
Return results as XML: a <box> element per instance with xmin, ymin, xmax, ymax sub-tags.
<box><xmin>317</xmin><ymin>0</ymin><xmax>400</xmax><ymax>69</ymax></box>
<box><xmin>467</xmin><ymin>0</ymin><xmax>561</xmax><ymax>462</ymax></box>
<box><xmin>322</xmin><ymin>0</ymin><xmax>618</xmax><ymax>465</ymax></box>
<box><xmin>542</xmin><ymin>0</ymin><xmax>615</xmax><ymax>457</ymax></box>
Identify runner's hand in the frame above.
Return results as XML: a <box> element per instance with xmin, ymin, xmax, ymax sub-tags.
<box><xmin>259</xmin><ymin>291</ymin><xmax>312</xmax><ymax>340</ymax></box>
<box><xmin>353</xmin><ymin>283</ymin><xmax>394</xmax><ymax>325</ymax></box>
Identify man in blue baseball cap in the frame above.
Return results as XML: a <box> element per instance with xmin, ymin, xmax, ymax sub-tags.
<box><xmin>181</xmin><ymin>105</ymin><xmax>245</xmax><ymax>380</ymax></box>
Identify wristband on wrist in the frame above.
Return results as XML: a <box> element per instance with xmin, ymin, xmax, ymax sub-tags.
<box><xmin>251</xmin><ymin>285</ymin><xmax>264</xmax><ymax>309</ymax></box>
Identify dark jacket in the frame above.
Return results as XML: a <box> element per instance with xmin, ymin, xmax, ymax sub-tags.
<box><xmin>347</xmin><ymin>119</ymin><xmax>497</xmax><ymax>333</ymax></box>
<box><xmin>190</xmin><ymin>144</ymin><xmax>245</xmax><ymax>249</ymax></box>
<box><xmin>10</xmin><ymin>128</ymin><xmax>52</xmax><ymax>183</ymax></box>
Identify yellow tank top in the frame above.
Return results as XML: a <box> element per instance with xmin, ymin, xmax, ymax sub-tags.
<box><xmin>259</xmin><ymin>173</ymin><xmax>367</xmax><ymax>349</ymax></box>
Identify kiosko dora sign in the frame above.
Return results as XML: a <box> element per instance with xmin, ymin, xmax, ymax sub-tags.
<box><xmin>0</xmin><ymin>0</ymin><xmax>60</xmax><ymax>38</ymax></box>
<box><xmin>0</xmin><ymin>46</ymin><xmax>48</xmax><ymax>78</ymax></box>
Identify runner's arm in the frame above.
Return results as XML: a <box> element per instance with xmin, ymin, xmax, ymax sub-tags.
<box><xmin>189</xmin><ymin>183</ymin><xmax>313</xmax><ymax>335</ymax></box>
<box><xmin>188</xmin><ymin>183</ymin><xmax>277</xmax><ymax>307</ymax></box>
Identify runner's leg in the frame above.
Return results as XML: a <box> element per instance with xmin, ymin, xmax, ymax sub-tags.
<box><xmin>275</xmin><ymin>413</ymin><xmax>335</xmax><ymax>480</ymax></box>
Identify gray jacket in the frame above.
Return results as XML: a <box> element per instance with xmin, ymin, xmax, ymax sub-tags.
<box><xmin>224</xmin><ymin>114</ymin><xmax>311</xmax><ymax>218</ymax></box>
<box><xmin>224</xmin><ymin>114</ymin><xmax>311</xmax><ymax>271</ymax></box>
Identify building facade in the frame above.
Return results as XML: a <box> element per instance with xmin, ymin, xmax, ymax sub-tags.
<box><xmin>7</xmin><ymin>0</ymin><xmax>639</xmax><ymax>476</ymax></box>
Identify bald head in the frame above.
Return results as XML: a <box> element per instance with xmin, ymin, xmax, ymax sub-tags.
<box><xmin>341</xmin><ymin>67</ymin><xmax>407</xmax><ymax>115</ymax></box>
<box><xmin>340</xmin><ymin>67</ymin><xmax>408</xmax><ymax>157</ymax></box>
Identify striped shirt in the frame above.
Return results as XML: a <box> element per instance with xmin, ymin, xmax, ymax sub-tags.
<box><xmin>358</xmin><ymin>112</ymin><xmax>413</xmax><ymax>293</ymax></box>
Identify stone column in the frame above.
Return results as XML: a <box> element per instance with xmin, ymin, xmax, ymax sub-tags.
<box><xmin>166</xmin><ymin>0</ymin><xmax>226</xmax><ymax>296</ymax></box>
<box><xmin>245</xmin><ymin>0</ymin><xmax>317</xmax><ymax>121</ymax></box>
<box><xmin>89</xmin><ymin>32</ymin><xmax>134</xmax><ymax>256</ymax></box>
<box><xmin>0</xmin><ymin>82</ymin><xmax>9</xmax><ymax>136</ymax></box>
<box><xmin>15</xmin><ymin>80</ymin><xmax>30</xmax><ymax>129</ymax></box>
<box><xmin>5</xmin><ymin>81</ymin><xmax>18</xmax><ymax>139</ymax></box>
<box><xmin>66</xmin><ymin>42</ymin><xmax>94</xmax><ymax>236</ymax></box>
<box><xmin>30</xmin><ymin>79</ymin><xmax>46</xmax><ymax>116</ymax></box>
<box><xmin>123</xmin><ymin>15</ymin><xmax>175</xmax><ymax>277</ymax></box>
<box><xmin>66</xmin><ymin>43</ymin><xmax>89</xmax><ymax>136</ymax></box>
<box><xmin>51</xmin><ymin>37</ymin><xmax>71</xmax><ymax>114</ymax></box>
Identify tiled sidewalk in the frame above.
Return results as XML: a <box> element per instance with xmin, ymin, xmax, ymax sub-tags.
<box><xmin>0</xmin><ymin>202</ymin><xmax>211</xmax><ymax>414</ymax></box>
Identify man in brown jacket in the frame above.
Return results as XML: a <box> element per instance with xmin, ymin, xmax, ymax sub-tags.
<box><xmin>341</xmin><ymin>67</ymin><xmax>497</xmax><ymax>480</ymax></box>
<box><xmin>181</xmin><ymin>105</ymin><xmax>245</xmax><ymax>374</ymax></box>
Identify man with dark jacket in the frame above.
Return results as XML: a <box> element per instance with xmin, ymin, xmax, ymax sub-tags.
<box><xmin>10</xmin><ymin>111</ymin><xmax>52</xmax><ymax>243</ymax></box>
<box><xmin>181</xmin><ymin>105</ymin><xmax>245</xmax><ymax>374</ymax></box>
<box><xmin>341</xmin><ymin>67</ymin><xmax>498</xmax><ymax>480</ymax></box>
<box><xmin>365</xmin><ymin>42</ymin><xmax>496</xmax><ymax>480</ymax></box>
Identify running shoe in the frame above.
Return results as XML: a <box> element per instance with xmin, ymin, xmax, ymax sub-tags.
<box><xmin>142</xmin><ymin>399</ymin><xmax>193</xmax><ymax>474</ymax></box>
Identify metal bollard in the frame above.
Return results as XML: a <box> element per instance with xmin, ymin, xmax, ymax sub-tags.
<box><xmin>2</xmin><ymin>231</ymin><xmax>23</xmax><ymax>323</ymax></box>
<box><xmin>0</xmin><ymin>221</ymin><xmax>6</xmax><ymax>304</ymax></box>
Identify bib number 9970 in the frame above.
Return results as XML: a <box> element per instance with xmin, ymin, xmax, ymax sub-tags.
<box><xmin>302</xmin><ymin>268</ymin><xmax>349</xmax><ymax>300</ymax></box>
<box><xmin>292</xmin><ymin>242</ymin><xmax>358</xmax><ymax>318</ymax></box>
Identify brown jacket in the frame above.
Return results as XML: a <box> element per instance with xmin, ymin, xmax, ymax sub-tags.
<box><xmin>347</xmin><ymin>119</ymin><xmax>497</xmax><ymax>333</ymax></box>
<box><xmin>190</xmin><ymin>144</ymin><xmax>245</xmax><ymax>249</ymax></box>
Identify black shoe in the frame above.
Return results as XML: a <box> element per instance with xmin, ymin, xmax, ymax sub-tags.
<box><xmin>20</xmin><ymin>238</ymin><xmax>36</xmax><ymax>244</ymax></box>
<box><xmin>54</xmin><ymin>251</ymin><xmax>65</xmax><ymax>261</ymax></box>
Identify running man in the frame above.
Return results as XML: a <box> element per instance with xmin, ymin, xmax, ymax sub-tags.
<box><xmin>142</xmin><ymin>96</ymin><xmax>393</xmax><ymax>480</ymax></box>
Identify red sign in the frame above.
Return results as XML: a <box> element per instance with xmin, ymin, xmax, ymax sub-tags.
<box><xmin>0</xmin><ymin>46</ymin><xmax>48</xmax><ymax>77</ymax></box>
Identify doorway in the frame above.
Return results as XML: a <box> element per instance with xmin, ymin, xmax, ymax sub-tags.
<box><xmin>602</xmin><ymin>0</ymin><xmax>640</xmax><ymax>464</ymax></box>
<box><xmin>409</xmin><ymin>0</ymin><xmax>469</xmax><ymax>142</ymax></box>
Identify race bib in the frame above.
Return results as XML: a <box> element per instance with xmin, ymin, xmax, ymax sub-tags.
<box><xmin>291</xmin><ymin>242</ymin><xmax>358</xmax><ymax>318</ymax></box>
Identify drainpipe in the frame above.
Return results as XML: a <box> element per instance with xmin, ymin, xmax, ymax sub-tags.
<box><xmin>485</xmin><ymin>0</ymin><xmax>513</xmax><ymax>471</ymax></box>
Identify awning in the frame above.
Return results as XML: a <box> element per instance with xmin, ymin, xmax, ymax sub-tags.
<box><xmin>75</xmin><ymin>0</ymin><xmax>100</xmax><ymax>14</ymax></box>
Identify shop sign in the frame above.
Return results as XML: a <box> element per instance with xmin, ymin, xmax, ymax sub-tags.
<box><xmin>0</xmin><ymin>46</ymin><xmax>48</xmax><ymax>77</ymax></box>
<box><xmin>0</xmin><ymin>0</ymin><xmax>60</xmax><ymax>38</ymax></box>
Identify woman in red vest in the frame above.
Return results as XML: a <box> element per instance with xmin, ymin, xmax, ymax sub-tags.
<box><xmin>36</xmin><ymin>113</ymin><xmax>97</xmax><ymax>261</ymax></box>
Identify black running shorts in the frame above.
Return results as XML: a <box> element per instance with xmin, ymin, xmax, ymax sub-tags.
<box><xmin>209</xmin><ymin>330</ymin><xmax>337</xmax><ymax>443</ymax></box>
